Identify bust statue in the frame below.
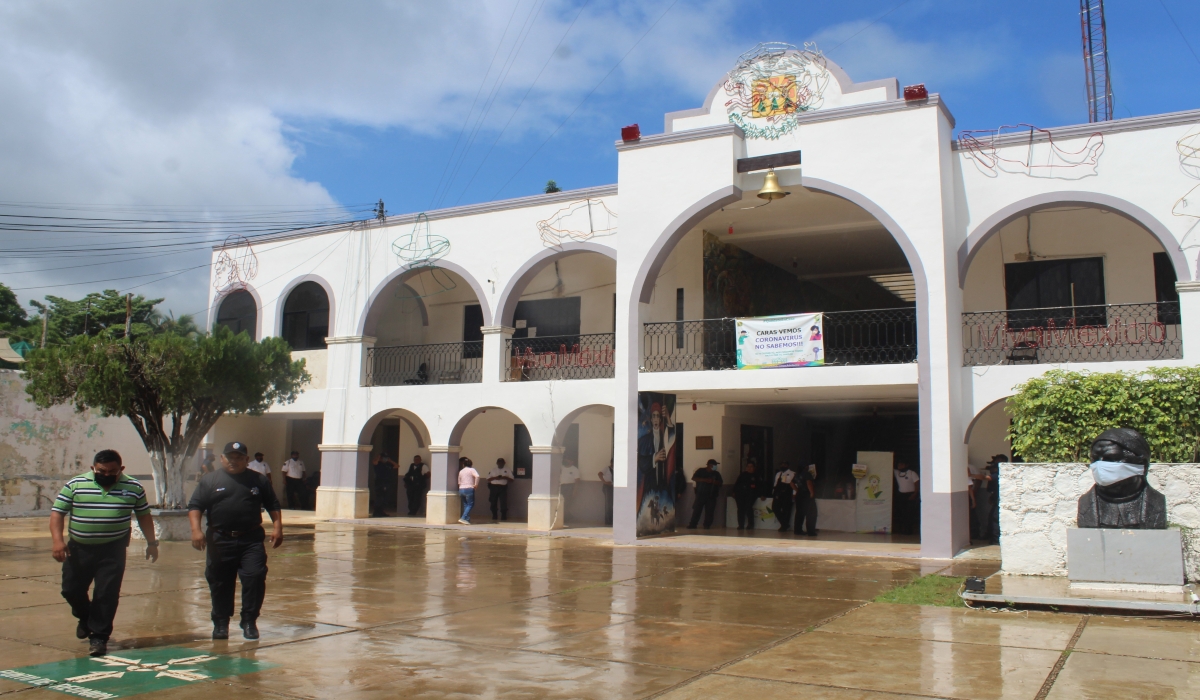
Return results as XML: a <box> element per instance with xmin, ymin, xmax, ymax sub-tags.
<box><xmin>1077</xmin><ymin>427</ymin><xmax>1167</xmax><ymax>529</ymax></box>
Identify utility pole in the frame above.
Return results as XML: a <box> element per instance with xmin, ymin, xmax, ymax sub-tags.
<box><xmin>124</xmin><ymin>293</ymin><xmax>132</xmax><ymax>338</ymax></box>
<box><xmin>1080</xmin><ymin>0</ymin><xmax>1114</xmax><ymax>122</ymax></box>
<box><xmin>40</xmin><ymin>312</ymin><xmax>48</xmax><ymax>349</ymax></box>
<box><xmin>83</xmin><ymin>300</ymin><xmax>91</xmax><ymax>336</ymax></box>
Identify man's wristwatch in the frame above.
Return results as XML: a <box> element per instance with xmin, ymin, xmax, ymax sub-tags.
<box><xmin>145</xmin><ymin>540</ymin><xmax>159</xmax><ymax>547</ymax></box>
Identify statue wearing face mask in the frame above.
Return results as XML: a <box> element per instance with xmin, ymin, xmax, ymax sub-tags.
<box><xmin>1077</xmin><ymin>427</ymin><xmax>1167</xmax><ymax>529</ymax></box>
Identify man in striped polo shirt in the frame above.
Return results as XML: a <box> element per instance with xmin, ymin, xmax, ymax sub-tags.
<box><xmin>50</xmin><ymin>449</ymin><xmax>158</xmax><ymax>658</ymax></box>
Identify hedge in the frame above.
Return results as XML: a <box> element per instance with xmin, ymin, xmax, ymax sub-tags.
<box><xmin>1007</xmin><ymin>367</ymin><xmax>1200</xmax><ymax>463</ymax></box>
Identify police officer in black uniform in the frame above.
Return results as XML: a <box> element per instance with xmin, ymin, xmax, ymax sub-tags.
<box><xmin>187</xmin><ymin>441</ymin><xmax>283</xmax><ymax>640</ymax></box>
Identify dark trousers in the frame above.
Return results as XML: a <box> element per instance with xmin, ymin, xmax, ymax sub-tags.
<box><xmin>205</xmin><ymin>530</ymin><xmax>268</xmax><ymax>623</ymax></box>
<box><xmin>794</xmin><ymin>496</ymin><xmax>818</xmax><ymax>535</ymax></box>
<box><xmin>61</xmin><ymin>539</ymin><xmax>127</xmax><ymax>641</ymax></box>
<box><xmin>688</xmin><ymin>492</ymin><xmax>718</xmax><ymax>528</ymax></box>
<box><xmin>603</xmin><ymin>485</ymin><xmax>613</xmax><ymax>525</ymax></box>
<box><xmin>974</xmin><ymin>487</ymin><xmax>993</xmax><ymax>541</ymax></box>
<box><xmin>373</xmin><ymin>470</ymin><xmax>396</xmax><ymax>516</ymax></box>
<box><xmin>488</xmin><ymin>484</ymin><xmax>508</xmax><ymax>520</ymax></box>
<box><xmin>896</xmin><ymin>493</ymin><xmax>919</xmax><ymax>535</ymax></box>
<box><xmin>773</xmin><ymin>497</ymin><xmax>793</xmax><ymax>531</ymax></box>
<box><xmin>285</xmin><ymin>477</ymin><xmax>308</xmax><ymax>510</ymax></box>
<box><xmin>735</xmin><ymin>495</ymin><xmax>756</xmax><ymax>529</ymax></box>
<box><xmin>405</xmin><ymin>484</ymin><xmax>426</xmax><ymax>516</ymax></box>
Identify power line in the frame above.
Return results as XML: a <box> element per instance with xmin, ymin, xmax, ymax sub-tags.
<box><xmin>491</xmin><ymin>0</ymin><xmax>680</xmax><ymax>199</ymax></box>
<box><xmin>1157</xmin><ymin>0</ymin><xmax>1200</xmax><ymax>69</ymax></box>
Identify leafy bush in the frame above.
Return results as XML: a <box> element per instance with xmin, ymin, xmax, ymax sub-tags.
<box><xmin>1007</xmin><ymin>367</ymin><xmax>1200</xmax><ymax>463</ymax></box>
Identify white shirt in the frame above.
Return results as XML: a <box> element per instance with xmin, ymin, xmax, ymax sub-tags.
<box><xmin>487</xmin><ymin>466</ymin><xmax>514</xmax><ymax>485</ymax></box>
<box><xmin>248</xmin><ymin>460</ymin><xmax>270</xmax><ymax>476</ymax></box>
<box><xmin>599</xmin><ymin>466</ymin><xmax>613</xmax><ymax>485</ymax></box>
<box><xmin>895</xmin><ymin>469</ymin><xmax>920</xmax><ymax>493</ymax></box>
<box><xmin>283</xmin><ymin>458</ymin><xmax>305</xmax><ymax>478</ymax></box>
<box><xmin>774</xmin><ymin>469</ymin><xmax>797</xmax><ymax>486</ymax></box>
<box><xmin>560</xmin><ymin>465</ymin><xmax>580</xmax><ymax>485</ymax></box>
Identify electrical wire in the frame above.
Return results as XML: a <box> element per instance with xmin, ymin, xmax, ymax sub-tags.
<box><xmin>491</xmin><ymin>0</ymin><xmax>680</xmax><ymax>199</ymax></box>
<box><xmin>1157</xmin><ymin>0</ymin><xmax>1200</xmax><ymax>69</ymax></box>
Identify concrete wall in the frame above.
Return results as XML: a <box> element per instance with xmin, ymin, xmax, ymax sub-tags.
<box><xmin>642</xmin><ymin>227</ymin><xmax>704</xmax><ymax>324</ymax></box>
<box><xmin>999</xmin><ymin>462</ymin><xmax>1200</xmax><ymax>581</ymax></box>
<box><xmin>1</xmin><ymin>370</ymin><xmax>152</xmax><ymax>514</ymax></box>
<box><xmin>967</xmin><ymin>399</ymin><xmax>1011</xmax><ymax>468</ymax></box>
<box><xmin>963</xmin><ymin>207</ymin><xmax>1168</xmax><ymax>312</ymax></box>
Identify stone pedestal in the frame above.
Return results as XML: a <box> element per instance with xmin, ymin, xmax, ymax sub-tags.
<box><xmin>131</xmin><ymin>509</ymin><xmax>194</xmax><ymax>542</ymax></box>
<box><xmin>315</xmin><ymin>486</ymin><xmax>369</xmax><ymax>520</ymax></box>
<box><xmin>426</xmin><ymin>490</ymin><xmax>461</xmax><ymax>525</ymax></box>
<box><xmin>1067</xmin><ymin>528</ymin><xmax>1185</xmax><ymax>588</ymax></box>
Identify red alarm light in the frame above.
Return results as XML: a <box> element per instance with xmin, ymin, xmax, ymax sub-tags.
<box><xmin>903</xmin><ymin>84</ymin><xmax>928</xmax><ymax>101</ymax></box>
<box><xmin>621</xmin><ymin>124</ymin><xmax>641</xmax><ymax>142</ymax></box>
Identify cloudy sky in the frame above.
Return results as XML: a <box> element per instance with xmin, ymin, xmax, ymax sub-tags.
<box><xmin>1</xmin><ymin>0</ymin><xmax>1197</xmax><ymax>317</ymax></box>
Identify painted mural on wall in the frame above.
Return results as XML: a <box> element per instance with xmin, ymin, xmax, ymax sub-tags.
<box><xmin>703</xmin><ymin>232</ymin><xmax>845</xmax><ymax>319</ymax></box>
<box><xmin>636</xmin><ymin>392</ymin><xmax>678</xmax><ymax>536</ymax></box>
<box><xmin>0</xmin><ymin>370</ymin><xmax>150</xmax><ymax>516</ymax></box>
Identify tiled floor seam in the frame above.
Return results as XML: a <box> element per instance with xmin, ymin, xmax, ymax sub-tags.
<box><xmin>1033</xmin><ymin>614</ymin><xmax>1089</xmax><ymax>700</ymax></box>
<box><xmin>708</xmin><ymin>674</ymin><xmax>954</xmax><ymax>699</ymax></box>
<box><xmin>642</xmin><ymin>600</ymin><xmax>875</xmax><ymax>699</ymax></box>
<box><xmin>809</xmin><ymin>625</ymin><xmax>1087</xmax><ymax>653</ymax></box>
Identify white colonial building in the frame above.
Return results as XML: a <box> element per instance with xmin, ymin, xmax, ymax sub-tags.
<box><xmin>206</xmin><ymin>45</ymin><xmax>1200</xmax><ymax>558</ymax></box>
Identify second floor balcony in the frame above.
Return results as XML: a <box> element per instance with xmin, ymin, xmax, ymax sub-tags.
<box><xmin>642</xmin><ymin>308</ymin><xmax>918</xmax><ymax>373</ymax></box>
<box><xmin>367</xmin><ymin>341</ymin><xmax>483</xmax><ymax>386</ymax></box>
<box><xmin>962</xmin><ymin>301</ymin><xmax>1183</xmax><ymax>366</ymax></box>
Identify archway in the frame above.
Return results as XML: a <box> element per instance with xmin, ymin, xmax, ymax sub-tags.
<box><xmin>552</xmin><ymin>404</ymin><xmax>615</xmax><ymax>527</ymax></box>
<box><xmin>357</xmin><ymin>408</ymin><xmax>432</xmax><ymax>518</ymax></box>
<box><xmin>281</xmin><ymin>280</ymin><xmax>331</xmax><ymax>350</ymax></box>
<box><xmin>439</xmin><ymin>407</ymin><xmax>535</xmax><ymax>524</ymax></box>
<box><xmin>960</xmin><ymin>200</ymin><xmax>1185</xmax><ymax>366</ymax></box>
<box><xmin>359</xmin><ymin>265</ymin><xmax>491</xmax><ymax>386</ymax></box>
<box><xmin>215</xmin><ymin>288</ymin><xmax>259</xmax><ymax>340</ymax></box>
<box><xmin>496</xmin><ymin>244</ymin><xmax>617</xmax><ymax>383</ymax></box>
<box><xmin>630</xmin><ymin>177</ymin><xmax>935</xmax><ymax>545</ymax></box>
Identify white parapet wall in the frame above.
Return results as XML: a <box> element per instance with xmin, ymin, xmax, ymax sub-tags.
<box><xmin>1000</xmin><ymin>463</ymin><xmax>1200</xmax><ymax>581</ymax></box>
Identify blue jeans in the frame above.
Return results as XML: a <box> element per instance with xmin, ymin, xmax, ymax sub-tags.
<box><xmin>459</xmin><ymin>488</ymin><xmax>475</xmax><ymax>522</ymax></box>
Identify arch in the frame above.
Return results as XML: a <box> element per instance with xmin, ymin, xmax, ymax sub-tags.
<box><xmin>356</xmin><ymin>261</ymin><xmax>492</xmax><ymax>337</ymax></box>
<box><xmin>447</xmin><ymin>406</ymin><xmax>538</xmax><ymax>447</ymax></box>
<box><xmin>964</xmin><ymin>397</ymin><xmax>1009</xmax><ymax>445</ymax></box>
<box><xmin>211</xmin><ymin>285</ymin><xmax>262</xmax><ymax>341</ymax></box>
<box><xmin>356</xmin><ymin>407</ymin><xmax>432</xmax><ymax>448</ymax></box>
<box><xmin>280</xmin><ymin>280</ymin><xmax>332</xmax><ymax>350</ymax></box>
<box><xmin>552</xmin><ymin>404</ymin><xmax>615</xmax><ymax>447</ymax></box>
<box><xmin>398</xmin><ymin>284</ymin><xmax>429</xmax><ymax>326</ymax></box>
<box><xmin>495</xmin><ymin>242</ymin><xmax>618</xmax><ymax>327</ymax></box>
<box><xmin>275</xmin><ymin>274</ymin><xmax>336</xmax><ymax>340</ymax></box>
<box><xmin>957</xmin><ymin>191</ymin><xmax>1192</xmax><ymax>288</ymax></box>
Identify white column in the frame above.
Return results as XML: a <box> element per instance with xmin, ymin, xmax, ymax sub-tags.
<box><xmin>480</xmin><ymin>325</ymin><xmax>514</xmax><ymax>384</ymax></box>
<box><xmin>527</xmin><ymin>445</ymin><xmax>564</xmax><ymax>531</ymax></box>
<box><xmin>323</xmin><ymin>335</ymin><xmax>375</xmax><ymax>388</ymax></box>
<box><xmin>315</xmin><ymin>443</ymin><xmax>371</xmax><ymax>519</ymax></box>
<box><xmin>1178</xmin><ymin>282</ymin><xmax>1200</xmax><ymax>361</ymax></box>
<box><xmin>426</xmin><ymin>445</ymin><xmax>462</xmax><ymax>525</ymax></box>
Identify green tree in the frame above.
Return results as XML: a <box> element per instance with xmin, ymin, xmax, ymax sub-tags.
<box><xmin>0</xmin><ymin>282</ymin><xmax>27</xmax><ymax>329</ymax></box>
<box><xmin>30</xmin><ymin>290</ymin><xmax>162</xmax><ymax>343</ymax></box>
<box><xmin>149</xmin><ymin>310</ymin><xmax>201</xmax><ymax>338</ymax></box>
<box><xmin>24</xmin><ymin>326</ymin><xmax>311</xmax><ymax>509</ymax></box>
<box><xmin>544</xmin><ymin>179</ymin><xmax>561</xmax><ymax>194</ymax></box>
<box><xmin>1008</xmin><ymin>367</ymin><xmax>1200</xmax><ymax>463</ymax></box>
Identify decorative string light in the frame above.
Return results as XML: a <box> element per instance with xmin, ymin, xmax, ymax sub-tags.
<box><xmin>536</xmin><ymin>198</ymin><xmax>617</xmax><ymax>248</ymax></box>
<box><xmin>959</xmin><ymin>124</ymin><xmax>1105</xmax><ymax>177</ymax></box>
<box><xmin>722</xmin><ymin>42</ymin><xmax>830</xmax><ymax>140</ymax></box>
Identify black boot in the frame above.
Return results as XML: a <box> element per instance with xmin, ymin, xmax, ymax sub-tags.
<box><xmin>240</xmin><ymin>619</ymin><xmax>260</xmax><ymax>640</ymax></box>
<box><xmin>88</xmin><ymin>639</ymin><xmax>107</xmax><ymax>657</ymax></box>
<box><xmin>212</xmin><ymin>620</ymin><xmax>229</xmax><ymax>640</ymax></box>
<box><xmin>76</xmin><ymin>620</ymin><xmax>89</xmax><ymax>640</ymax></box>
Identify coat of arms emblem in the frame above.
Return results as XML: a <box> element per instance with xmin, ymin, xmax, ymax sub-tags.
<box><xmin>723</xmin><ymin>42</ymin><xmax>830</xmax><ymax>140</ymax></box>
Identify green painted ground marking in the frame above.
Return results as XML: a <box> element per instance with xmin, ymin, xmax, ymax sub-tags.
<box><xmin>1</xmin><ymin>647</ymin><xmax>276</xmax><ymax>699</ymax></box>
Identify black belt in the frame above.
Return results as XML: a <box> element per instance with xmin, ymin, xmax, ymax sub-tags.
<box><xmin>211</xmin><ymin>527</ymin><xmax>257</xmax><ymax>538</ymax></box>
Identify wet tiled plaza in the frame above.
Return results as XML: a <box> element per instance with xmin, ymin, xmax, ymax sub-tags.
<box><xmin>3</xmin><ymin>516</ymin><xmax>1199</xmax><ymax>699</ymax></box>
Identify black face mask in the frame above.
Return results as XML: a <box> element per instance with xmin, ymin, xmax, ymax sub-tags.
<box><xmin>94</xmin><ymin>471</ymin><xmax>119</xmax><ymax>487</ymax></box>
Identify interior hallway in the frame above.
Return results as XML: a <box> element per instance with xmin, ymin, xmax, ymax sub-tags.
<box><xmin>2</xmin><ymin>517</ymin><xmax>1195</xmax><ymax>698</ymax></box>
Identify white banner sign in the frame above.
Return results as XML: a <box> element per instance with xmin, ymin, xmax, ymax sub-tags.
<box><xmin>735</xmin><ymin>313</ymin><xmax>824</xmax><ymax>369</ymax></box>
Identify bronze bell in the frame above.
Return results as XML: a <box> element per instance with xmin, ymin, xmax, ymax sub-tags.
<box><xmin>757</xmin><ymin>168</ymin><xmax>790</xmax><ymax>200</ymax></box>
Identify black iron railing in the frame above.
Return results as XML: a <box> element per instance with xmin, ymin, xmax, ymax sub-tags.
<box><xmin>367</xmin><ymin>342</ymin><xmax>482</xmax><ymax>386</ymax></box>
<box><xmin>962</xmin><ymin>302</ymin><xmax>1182</xmax><ymax>366</ymax></box>
<box><xmin>504</xmin><ymin>333</ymin><xmax>615</xmax><ymax>381</ymax></box>
<box><xmin>641</xmin><ymin>308</ymin><xmax>918</xmax><ymax>372</ymax></box>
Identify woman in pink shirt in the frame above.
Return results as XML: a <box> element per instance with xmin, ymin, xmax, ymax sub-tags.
<box><xmin>457</xmin><ymin>458</ymin><xmax>480</xmax><ymax>525</ymax></box>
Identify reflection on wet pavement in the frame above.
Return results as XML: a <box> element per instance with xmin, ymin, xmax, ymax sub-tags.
<box><xmin>2</xmin><ymin>519</ymin><xmax>1196</xmax><ymax>698</ymax></box>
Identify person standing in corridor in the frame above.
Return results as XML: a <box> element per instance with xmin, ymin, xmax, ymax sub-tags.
<box><xmin>687</xmin><ymin>459</ymin><xmax>723</xmax><ymax>529</ymax></box>
<box><xmin>457</xmin><ymin>457</ymin><xmax>480</xmax><ymax>525</ymax></box>
<box><xmin>733</xmin><ymin>462</ymin><xmax>759</xmax><ymax>531</ymax></box>
<box><xmin>189</xmin><ymin>441</ymin><xmax>283</xmax><ymax>641</ymax></box>
<box><xmin>50</xmin><ymin>449</ymin><xmax>158</xmax><ymax>657</ymax></box>
<box><xmin>402</xmin><ymin>454</ymin><xmax>430</xmax><ymax>517</ymax></box>
<box><xmin>486</xmin><ymin>458</ymin><xmax>514</xmax><ymax>521</ymax></box>
<box><xmin>282</xmin><ymin>451</ymin><xmax>307</xmax><ymax>510</ymax></box>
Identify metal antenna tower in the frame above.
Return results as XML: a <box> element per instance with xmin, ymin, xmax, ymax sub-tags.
<box><xmin>1080</xmin><ymin>0</ymin><xmax>1114</xmax><ymax>122</ymax></box>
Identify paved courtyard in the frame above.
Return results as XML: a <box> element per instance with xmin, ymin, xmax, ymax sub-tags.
<box><xmin>2</xmin><ymin>516</ymin><xmax>1199</xmax><ymax>699</ymax></box>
